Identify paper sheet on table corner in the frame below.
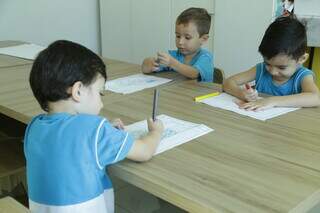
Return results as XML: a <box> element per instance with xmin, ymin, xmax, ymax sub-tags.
<box><xmin>200</xmin><ymin>93</ymin><xmax>299</xmax><ymax>121</ymax></box>
<box><xmin>0</xmin><ymin>43</ymin><xmax>46</xmax><ymax>60</ymax></box>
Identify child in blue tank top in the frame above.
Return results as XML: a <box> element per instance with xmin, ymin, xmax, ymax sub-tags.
<box><xmin>223</xmin><ymin>16</ymin><xmax>320</xmax><ymax>111</ymax></box>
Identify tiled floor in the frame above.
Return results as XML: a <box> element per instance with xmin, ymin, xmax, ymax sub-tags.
<box><xmin>112</xmin><ymin>176</ymin><xmax>186</xmax><ymax>213</ymax></box>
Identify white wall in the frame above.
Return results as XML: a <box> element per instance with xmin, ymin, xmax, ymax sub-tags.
<box><xmin>0</xmin><ymin>0</ymin><xmax>277</xmax><ymax>75</ymax></box>
<box><xmin>0</xmin><ymin>0</ymin><xmax>100</xmax><ymax>53</ymax></box>
<box><xmin>295</xmin><ymin>0</ymin><xmax>320</xmax><ymax>17</ymax></box>
<box><xmin>294</xmin><ymin>0</ymin><xmax>320</xmax><ymax>47</ymax></box>
<box><xmin>214</xmin><ymin>0</ymin><xmax>274</xmax><ymax>77</ymax></box>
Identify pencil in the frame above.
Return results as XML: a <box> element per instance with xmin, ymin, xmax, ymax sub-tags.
<box><xmin>152</xmin><ymin>89</ymin><xmax>159</xmax><ymax>121</ymax></box>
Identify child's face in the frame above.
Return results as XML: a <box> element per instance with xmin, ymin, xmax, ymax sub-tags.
<box><xmin>78</xmin><ymin>75</ymin><xmax>105</xmax><ymax>115</ymax></box>
<box><xmin>264</xmin><ymin>54</ymin><xmax>305</xmax><ymax>82</ymax></box>
<box><xmin>175</xmin><ymin>22</ymin><xmax>207</xmax><ymax>56</ymax></box>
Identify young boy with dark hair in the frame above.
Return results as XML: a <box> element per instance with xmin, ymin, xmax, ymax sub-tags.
<box><xmin>142</xmin><ymin>7</ymin><xmax>214</xmax><ymax>82</ymax></box>
<box><xmin>25</xmin><ymin>40</ymin><xmax>163</xmax><ymax>213</ymax></box>
<box><xmin>223</xmin><ymin>17</ymin><xmax>320</xmax><ymax>110</ymax></box>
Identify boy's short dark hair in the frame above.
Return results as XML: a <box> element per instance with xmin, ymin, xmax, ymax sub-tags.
<box><xmin>176</xmin><ymin>7</ymin><xmax>211</xmax><ymax>37</ymax></box>
<box><xmin>29</xmin><ymin>40</ymin><xmax>106</xmax><ymax>112</ymax></box>
<box><xmin>259</xmin><ymin>16</ymin><xmax>307</xmax><ymax>60</ymax></box>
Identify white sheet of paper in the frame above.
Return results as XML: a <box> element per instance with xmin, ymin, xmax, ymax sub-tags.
<box><xmin>0</xmin><ymin>44</ymin><xmax>46</xmax><ymax>60</ymax></box>
<box><xmin>125</xmin><ymin>114</ymin><xmax>213</xmax><ymax>155</ymax></box>
<box><xmin>200</xmin><ymin>93</ymin><xmax>299</xmax><ymax>121</ymax></box>
<box><xmin>105</xmin><ymin>74</ymin><xmax>172</xmax><ymax>94</ymax></box>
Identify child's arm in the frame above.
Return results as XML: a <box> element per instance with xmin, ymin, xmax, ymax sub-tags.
<box><xmin>223</xmin><ymin>66</ymin><xmax>258</xmax><ymax>101</ymax></box>
<box><xmin>157</xmin><ymin>52</ymin><xmax>199</xmax><ymax>79</ymax></box>
<box><xmin>239</xmin><ymin>75</ymin><xmax>320</xmax><ymax>110</ymax></box>
<box><xmin>126</xmin><ymin>118</ymin><xmax>164</xmax><ymax>162</ymax></box>
<box><xmin>142</xmin><ymin>57</ymin><xmax>160</xmax><ymax>74</ymax></box>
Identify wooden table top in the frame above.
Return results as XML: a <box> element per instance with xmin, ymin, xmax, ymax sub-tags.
<box><xmin>0</xmin><ymin>41</ymin><xmax>34</xmax><ymax>68</ymax></box>
<box><xmin>1</xmin><ymin>53</ymin><xmax>320</xmax><ymax>213</ymax></box>
<box><xmin>104</xmin><ymin>80</ymin><xmax>320</xmax><ymax>213</ymax></box>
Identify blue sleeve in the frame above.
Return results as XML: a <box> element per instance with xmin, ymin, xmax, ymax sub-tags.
<box><xmin>193</xmin><ymin>53</ymin><xmax>213</xmax><ymax>82</ymax></box>
<box><xmin>95</xmin><ymin>119</ymin><xmax>134</xmax><ymax>169</ymax></box>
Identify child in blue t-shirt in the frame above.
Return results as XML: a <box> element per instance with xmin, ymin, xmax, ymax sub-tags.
<box><xmin>223</xmin><ymin>17</ymin><xmax>320</xmax><ymax>111</ymax></box>
<box><xmin>142</xmin><ymin>7</ymin><xmax>214</xmax><ymax>82</ymax></box>
<box><xmin>24</xmin><ymin>40</ymin><xmax>163</xmax><ymax>213</ymax></box>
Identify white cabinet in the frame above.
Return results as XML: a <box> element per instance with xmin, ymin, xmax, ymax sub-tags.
<box><xmin>100</xmin><ymin>0</ymin><xmax>132</xmax><ymax>62</ymax></box>
<box><xmin>294</xmin><ymin>0</ymin><xmax>320</xmax><ymax>17</ymax></box>
<box><xmin>130</xmin><ymin>0</ymin><xmax>172</xmax><ymax>63</ymax></box>
<box><xmin>100</xmin><ymin>0</ymin><xmax>214</xmax><ymax>64</ymax></box>
<box><xmin>213</xmin><ymin>0</ymin><xmax>275</xmax><ymax>77</ymax></box>
<box><xmin>294</xmin><ymin>0</ymin><xmax>320</xmax><ymax>47</ymax></box>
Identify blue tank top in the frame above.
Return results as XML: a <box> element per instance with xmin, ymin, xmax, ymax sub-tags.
<box><xmin>255</xmin><ymin>62</ymin><xmax>314</xmax><ymax>96</ymax></box>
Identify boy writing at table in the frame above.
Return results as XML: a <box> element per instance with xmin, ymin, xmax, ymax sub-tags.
<box><xmin>24</xmin><ymin>40</ymin><xmax>163</xmax><ymax>213</ymax></box>
<box><xmin>223</xmin><ymin>17</ymin><xmax>320</xmax><ymax>110</ymax></box>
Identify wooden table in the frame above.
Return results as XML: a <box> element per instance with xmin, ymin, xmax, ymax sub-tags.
<box><xmin>103</xmin><ymin>81</ymin><xmax>320</xmax><ymax>213</ymax></box>
<box><xmin>0</xmin><ymin>54</ymin><xmax>185</xmax><ymax>124</ymax></box>
<box><xmin>1</xmin><ymin>50</ymin><xmax>320</xmax><ymax>212</ymax></box>
<box><xmin>0</xmin><ymin>41</ymin><xmax>34</xmax><ymax>69</ymax></box>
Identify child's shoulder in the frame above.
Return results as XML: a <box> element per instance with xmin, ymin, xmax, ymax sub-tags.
<box><xmin>196</xmin><ymin>48</ymin><xmax>213</xmax><ymax>61</ymax></box>
<box><xmin>292</xmin><ymin>66</ymin><xmax>314</xmax><ymax>79</ymax></box>
<box><xmin>71</xmin><ymin>113</ymin><xmax>110</xmax><ymax>127</ymax></box>
<box><xmin>75</xmin><ymin>113</ymin><xmax>105</xmax><ymax>120</ymax></box>
<box><xmin>30</xmin><ymin>113</ymin><xmax>108</xmax><ymax>128</ymax></box>
<box><xmin>297</xmin><ymin>66</ymin><xmax>313</xmax><ymax>73</ymax></box>
<box><xmin>199</xmin><ymin>48</ymin><xmax>213</xmax><ymax>56</ymax></box>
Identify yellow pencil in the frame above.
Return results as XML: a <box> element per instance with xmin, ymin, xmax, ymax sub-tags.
<box><xmin>194</xmin><ymin>92</ymin><xmax>220</xmax><ymax>102</ymax></box>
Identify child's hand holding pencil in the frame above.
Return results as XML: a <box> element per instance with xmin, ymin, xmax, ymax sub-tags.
<box><xmin>243</xmin><ymin>83</ymin><xmax>258</xmax><ymax>102</ymax></box>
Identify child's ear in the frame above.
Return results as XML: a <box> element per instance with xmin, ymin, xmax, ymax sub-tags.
<box><xmin>298</xmin><ymin>53</ymin><xmax>309</xmax><ymax>64</ymax></box>
<box><xmin>70</xmin><ymin>81</ymin><xmax>82</xmax><ymax>102</ymax></box>
<box><xmin>200</xmin><ymin>34</ymin><xmax>209</xmax><ymax>44</ymax></box>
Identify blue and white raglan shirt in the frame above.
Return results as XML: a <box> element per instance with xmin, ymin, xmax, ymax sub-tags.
<box><xmin>255</xmin><ymin>62</ymin><xmax>314</xmax><ymax>96</ymax></box>
<box><xmin>158</xmin><ymin>48</ymin><xmax>214</xmax><ymax>82</ymax></box>
<box><xmin>24</xmin><ymin>113</ymin><xmax>134</xmax><ymax>213</ymax></box>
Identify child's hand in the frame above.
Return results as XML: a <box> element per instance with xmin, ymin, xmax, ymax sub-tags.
<box><xmin>237</xmin><ymin>98</ymin><xmax>276</xmax><ymax>111</ymax></box>
<box><xmin>147</xmin><ymin>118</ymin><xmax>164</xmax><ymax>134</ymax></box>
<box><xmin>157</xmin><ymin>52</ymin><xmax>173</xmax><ymax>67</ymax></box>
<box><xmin>242</xmin><ymin>83</ymin><xmax>258</xmax><ymax>102</ymax></box>
<box><xmin>112</xmin><ymin>118</ymin><xmax>125</xmax><ymax>130</ymax></box>
<box><xmin>151</xmin><ymin>57</ymin><xmax>160</xmax><ymax>72</ymax></box>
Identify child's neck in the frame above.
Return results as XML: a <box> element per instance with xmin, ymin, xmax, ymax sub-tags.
<box><xmin>184</xmin><ymin>48</ymin><xmax>201</xmax><ymax>64</ymax></box>
<box><xmin>48</xmin><ymin>100</ymin><xmax>77</xmax><ymax>115</ymax></box>
<box><xmin>272</xmin><ymin>77</ymin><xmax>289</xmax><ymax>85</ymax></box>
